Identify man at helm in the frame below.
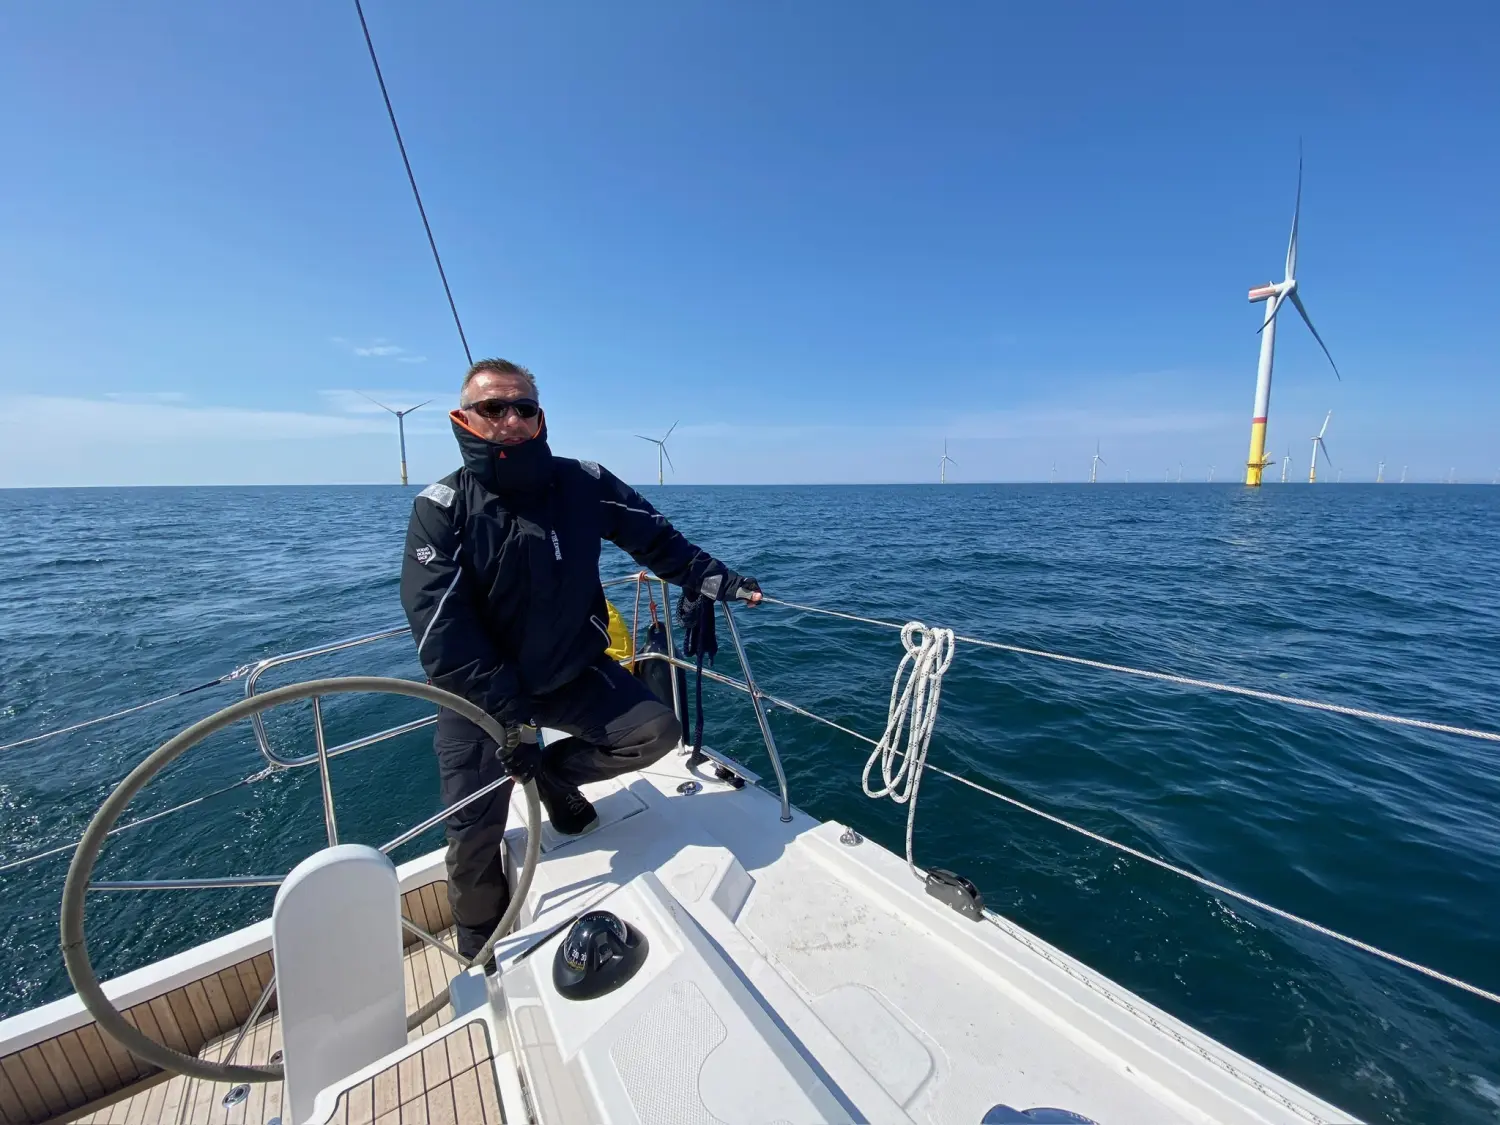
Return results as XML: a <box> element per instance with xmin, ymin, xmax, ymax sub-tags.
<box><xmin>400</xmin><ymin>358</ymin><xmax>761</xmax><ymax>961</ymax></box>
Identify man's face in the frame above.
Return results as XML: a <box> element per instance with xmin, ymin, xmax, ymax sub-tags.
<box><xmin>459</xmin><ymin>371</ymin><xmax>542</xmax><ymax>445</ymax></box>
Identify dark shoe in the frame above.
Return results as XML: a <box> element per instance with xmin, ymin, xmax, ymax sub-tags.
<box><xmin>537</xmin><ymin>774</ymin><xmax>599</xmax><ymax>836</ymax></box>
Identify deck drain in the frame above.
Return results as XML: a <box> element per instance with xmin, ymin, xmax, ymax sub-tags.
<box><xmin>222</xmin><ymin>1084</ymin><xmax>250</xmax><ymax>1108</ymax></box>
<box><xmin>676</xmin><ymin>780</ymin><xmax>701</xmax><ymax>795</ymax></box>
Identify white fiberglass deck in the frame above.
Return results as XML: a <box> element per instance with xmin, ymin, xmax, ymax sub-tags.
<box><xmin>455</xmin><ymin>744</ymin><xmax>1354</xmax><ymax>1125</ymax></box>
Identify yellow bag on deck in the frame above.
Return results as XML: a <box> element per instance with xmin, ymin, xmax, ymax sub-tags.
<box><xmin>604</xmin><ymin>600</ymin><xmax>635</xmax><ymax>665</ymax></box>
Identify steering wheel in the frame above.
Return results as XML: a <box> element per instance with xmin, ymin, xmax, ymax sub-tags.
<box><xmin>60</xmin><ymin>676</ymin><xmax>542</xmax><ymax>1085</ymax></box>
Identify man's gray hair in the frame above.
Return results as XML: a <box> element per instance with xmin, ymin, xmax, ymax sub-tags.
<box><xmin>460</xmin><ymin>358</ymin><xmax>539</xmax><ymax>403</ymax></box>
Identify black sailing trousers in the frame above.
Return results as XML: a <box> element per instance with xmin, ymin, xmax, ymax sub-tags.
<box><xmin>433</xmin><ymin>655</ymin><xmax>682</xmax><ymax>960</ymax></box>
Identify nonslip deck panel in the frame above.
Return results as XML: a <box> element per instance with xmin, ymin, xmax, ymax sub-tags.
<box><xmin>70</xmin><ymin>925</ymin><xmax>463</xmax><ymax>1125</ymax></box>
<box><xmin>1</xmin><ymin>880</ymin><xmax>454</xmax><ymax>1125</ymax></box>
<box><xmin>327</xmin><ymin>1021</ymin><xmax>502</xmax><ymax>1125</ymax></box>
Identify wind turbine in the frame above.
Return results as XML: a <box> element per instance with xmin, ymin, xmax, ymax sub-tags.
<box><xmin>1050</xmin><ymin>461</ymin><xmax>1057</xmax><ymax>484</ymax></box>
<box><xmin>1089</xmin><ymin>440</ymin><xmax>1106</xmax><ymax>484</ymax></box>
<box><xmin>1448</xmin><ymin>467</ymin><xmax>1457</xmax><ymax>484</ymax></box>
<box><xmin>1208</xmin><ymin>465</ymin><xmax>1216</xmax><ymax>483</ymax></box>
<box><xmin>1280</xmin><ymin>446</ymin><xmax>1292</xmax><ymax>483</ymax></box>
<box><xmin>360</xmin><ymin>392</ymin><xmax>430</xmax><ymax>486</ymax></box>
<box><xmin>1400</xmin><ymin>465</ymin><xmax>1408</xmax><ymax>484</ymax></box>
<box><xmin>1243</xmin><ymin>148</ymin><xmax>1342</xmax><ymax>486</ymax></box>
<box><xmin>940</xmin><ymin>440</ymin><xmax>957</xmax><ymax>484</ymax></box>
<box><xmin>1377</xmin><ymin>460</ymin><xmax>1385</xmax><ymax>484</ymax></box>
<box><xmin>635</xmin><ymin>422</ymin><xmax>678</xmax><ymax>485</ymax></box>
<box><xmin>1177</xmin><ymin>463</ymin><xmax>1183</xmax><ymax>483</ymax></box>
<box><xmin>1308</xmin><ymin>411</ymin><xmax>1332</xmax><ymax>483</ymax></box>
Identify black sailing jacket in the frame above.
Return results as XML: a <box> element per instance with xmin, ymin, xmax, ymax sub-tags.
<box><xmin>399</xmin><ymin>412</ymin><xmax>734</xmax><ymax>723</ymax></box>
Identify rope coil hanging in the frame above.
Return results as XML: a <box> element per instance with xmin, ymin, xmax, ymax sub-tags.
<box><xmin>862</xmin><ymin>621</ymin><xmax>955</xmax><ymax>874</ymax></box>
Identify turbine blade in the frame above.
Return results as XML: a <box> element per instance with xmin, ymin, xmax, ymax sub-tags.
<box><xmin>406</xmin><ymin>399</ymin><xmax>433</xmax><ymax>415</ymax></box>
<box><xmin>1256</xmin><ymin>288</ymin><xmax>1290</xmax><ymax>334</ymax></box>
<box><xmin>1288</xmin><ymin>291</ymin><xmax>1341</xmax><ymax>380</ymax></box>
<box><xmin>357</xmin><ymin>390</ymin><xmax>397</xmax><ymax>414</ymax></box>
<box><xmin>1319</xmin><ymin>440</ymin><xmax>1333</xmax><ymax>467</ymax></box>
<box><xmin>663</xmin><ymin>420</ymin><xmax>678</xmax><ymax>442</ymax></box>
<box><xmin>663</xmin><ymin>445</ymin><xmax>675</xmax><ymax>471</ymax></box>
<box><xmin>636</xmin><ymin>435</ymin><xmax>657</xmax><ymax>444</ymax></box>
<box><xmin>1318</xmin><ymin>411</ymin><xmax>1332</xmax><ymax>438</ymax></box>
<box><xmin>1286</xmin><ymin>147</ymin><xmax>1302</xmax><ymax>279</ymax></box>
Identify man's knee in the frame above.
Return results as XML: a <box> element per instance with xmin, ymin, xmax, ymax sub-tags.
<box><xmin>635</xmin><ymin>707</ymin><xmax>682</xmax><ymax>764</ymax></box>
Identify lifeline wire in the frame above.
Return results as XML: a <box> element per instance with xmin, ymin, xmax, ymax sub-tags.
<box><xmin>761</xmin><ymin>595</ymin><xmax>1500</xmax><ymax>745</ymax></box>
<box><xmin>0</xmin><ymin>665</ymin><xmax>253</xmax><ymax>755</ymax></box>
<box><xmin>757</xmin><ymin>598</ymin><xmax>1500</xmax><ymax>1007</ymax></box>
<box><xmin>352</xmin><ymin>0</ymin><xmax>472</xmax><ymax>366</ymax></box>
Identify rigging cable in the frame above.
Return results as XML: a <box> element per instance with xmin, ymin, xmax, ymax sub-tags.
<box><xmin>352</xmin><ymin>0</ymin><xmax>473</xmax><ymax>365</ymax></box>
<box><xmin>760</xmin><ymin>595</ymin><xmax>1500</xmax><ymax>745</ymax></box>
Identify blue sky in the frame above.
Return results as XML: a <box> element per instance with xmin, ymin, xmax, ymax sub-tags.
<box><xmin>2</xmin><ymin>1</ymin><xmax>1496</xmax><ymax>486</ymax></box>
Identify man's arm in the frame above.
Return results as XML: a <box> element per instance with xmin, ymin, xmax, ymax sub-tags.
<box><xmin>595</xmin><ymin>467</ymin><xmax>757</xmax><ymax>600</ymax></box>
<box><xmin>400</xmin><ymin>486</ymin><xmax>529</xmax><ymax>723</ymax></box>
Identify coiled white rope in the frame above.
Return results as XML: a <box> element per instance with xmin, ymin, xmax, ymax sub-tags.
<box><xmin>862</xmin><ymin>621</ymin><xmax>956</xmax><ymax>875</ymax></box>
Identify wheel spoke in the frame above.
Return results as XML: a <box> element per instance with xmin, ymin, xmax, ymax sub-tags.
<box><xmin>88</xmin><ymin>875</ymin><xmax>285</xmax><ymax>892</ymax></box>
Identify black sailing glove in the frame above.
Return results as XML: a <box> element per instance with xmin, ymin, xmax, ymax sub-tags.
<box><xmin>699</xmin><ymin>570</ymin><xmax>762</xmax><ymax>603</ymax></box>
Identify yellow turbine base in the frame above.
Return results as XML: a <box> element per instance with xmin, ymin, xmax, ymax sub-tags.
<box><xmin>1244</xmin><ymin>419</ymin><xmax>1271</xmax><ymax>487</ymax></box>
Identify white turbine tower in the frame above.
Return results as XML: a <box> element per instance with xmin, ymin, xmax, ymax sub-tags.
<box><xmin>1400</xmin><ymin>465</ymin><xmax>1408</xmax><ymax>483</ymax></box>
<box><xmin>1308</xmin><ymin>411</ymin><xmax>1332</xmax><ymax>483</ymax></box>
<box><xmin>1208</xmin><ymin>465</ymin><xmax>1216</xmax><ymax>483</ymax></box>
<box><xmin>359</xmin><ymin>392</ymin><xmax>431</xmax><ymax>486</ymax></box>
<box><xmin>1050</xmin><ymin>461</ymin><xmax>1057</xmax><ymax>484</ymax></box>
<box><xmin>1280</xmin><ymin>446</ymin><xmax>1292</xmax><ymax>483</ymax></box>
<box><xmin>940</xmin><ymin>440</ymin><xmax>956</xmax><ymax>484</ymax></box>
<box><xmin>1244</xmin><ymin>148</ymin><xmax>1342</xmax><ymax>486</ymax></box>
<box><xmin>1177</xmin><ymin>463</ymin><xmax>1184</xmax><ymax>483</ymax></box>
<box><xmin>636</xmin><ymin>421</ymin><xmax>678</xmax><ymax>485</ymax></box>
<box><xmin>1089</xmin><ymin>440</ymin><xmax>1106</xmax><ymax>484</ymax></box>
<box><xmin>1377</xmin><ymin>460</ymin><xmax>1385</xmax><ymax>484</ymax></box>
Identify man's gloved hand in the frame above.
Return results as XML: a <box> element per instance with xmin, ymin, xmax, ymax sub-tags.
<box><xmin>501</xmin><ymin>739</ymin><xmax>542</xmax><ymax>783</ymax></box>
<box><xmin>728</xmin><ymin>575</ymin><xmax>762</xmax><ymax>605</ymax></box>
<box><xmin>701</xmin><ymin>570</ymin><xmax>763</xmax><ymax>605</ymax></box>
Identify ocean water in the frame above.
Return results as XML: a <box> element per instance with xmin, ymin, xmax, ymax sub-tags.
<box><xmin>1</xmin><ymin>483</ymin><xmax>1498</xmax><ymax>1124</ymax></box>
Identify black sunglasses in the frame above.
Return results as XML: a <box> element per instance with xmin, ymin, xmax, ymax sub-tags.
<box><xmin>466</xmin><ymin>397</ymin><xmax>540</xmax><ymax>421</ymax></box>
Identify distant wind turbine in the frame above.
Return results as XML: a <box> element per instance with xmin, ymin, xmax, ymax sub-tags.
<box><xmin>1308</xmin><ymin>411</ymin><xmax>1332</xmax><ymax>483</ymax></box>
<box><xmin>1244</xmin><ymin>146</ymin><xmax>1342</xmax><ymax>486</ymax></box>
<box><xmin>940</xmin><ymin>440</ymin><xmax>956</xmax><ymax>484</ymax></box>
<box><xmin>1050</xmin><ymin>461</ymin><xmax>1057</xmax><ymax>484</ymax></box>
<box><xmin>1089</xmin><ymin>440</ymin><xmax>1106</xmax><ymax>484</ymax></box>
<box><xmin>1125</xmin><ymin>469</ymin><xmax>1131</xmax><ymax>483</ymax></box>
<box><xmin>635</xmin><ymin>422</ymin><xmax>678</xmax><ymax>485</ymax></box>
<box><xmin>1208</xmin><ymin>466</ymin><xmax>1216</xmax><ymax>483</ymax></box>
<box><xmin>360</xmin><ymin>392</ymin><xmax>430</xmax><ymax>486</ymax></box>
<box><xmin>1337</xmin><ymin>469</ymin><xmax>1344</xmax><ymax>483</ymax></box>
<box><xmin>1280</xmin><ymin>446</ymin><xmax>1292</xmax><ymax>483</ymax></box>
<box><xmin>1376</xmin><ymin>460</ymin><xmax>1385</xmax><ymax>484</ymax></box>
<box><xmin>1177</xmin><ymin>463</ymin><xmax>1184</xmax><ymax>483</ymax></box>
<box><xmin>1400</xmin><ymin>465</ymin><xmax>1408</xmax><ymax>484</ymax></box>
<box><xmin>1449</xmin><ymin>467</ymin><xmax>1457</xmax><ymax>484</ymax></box>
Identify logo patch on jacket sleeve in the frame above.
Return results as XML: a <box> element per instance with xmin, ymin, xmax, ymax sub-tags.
<box><xmin>414</xmin><ymin>545</ymin><xmax>438</xmax><ymax>565</ymax></box>
<box><xmin>579</xmin><ymin>460</ymin><xmax>601</xmax><ymax>479</ymax></box>
<box><xmin>418</xmin><ymin>483</ymin><xmax>456</xmax><ymax>508</ymax></box>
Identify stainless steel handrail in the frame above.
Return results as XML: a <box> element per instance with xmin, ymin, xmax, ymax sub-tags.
<box><xmin>226</xmin><ymin>574</ymin><xmax>795</xmax><ymax>865</ymax></box>
<box><xmin>245</xmin><ymin>625</ymin><xmax>415</xmax><ymax>767</ymax></box>
<box><xmin>243</xmin><ymin>574</ymin><xmax>673</xmax><ymax>769</ymax></box>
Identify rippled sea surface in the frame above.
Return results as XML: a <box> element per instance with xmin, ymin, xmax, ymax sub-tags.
<box><xmin>2</xmin><ymin>483</ymin><xmax>1498</xmax><ymax>1123</ymax></box>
